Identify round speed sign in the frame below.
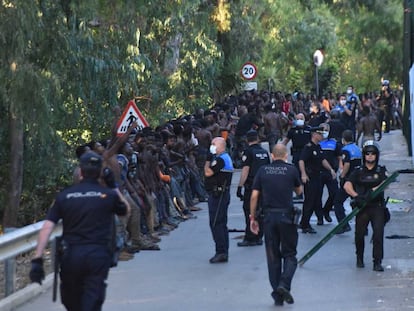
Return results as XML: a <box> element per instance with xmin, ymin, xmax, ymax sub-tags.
<box><xmin>241</xmin><ymin>62</ymin><xmax>257</xmax><ymax>80</ymax></box>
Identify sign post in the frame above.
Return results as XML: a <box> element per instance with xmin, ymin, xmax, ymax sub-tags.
<box><xmin>313</xmin><ymin>50</ymin><xmax>324</xmax><ymax>97</ymax></box>
<box><xmin>241</xmin><ymin>62</ymin><xmax>258</xmax><ymax>90</ymax></box>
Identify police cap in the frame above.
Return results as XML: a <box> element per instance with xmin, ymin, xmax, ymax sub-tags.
<box><xmin>79</xmin><ymin>151</ymin><xmax>103</xmax><ymax>170</ymax></box>
<box><xmin>246</xmin><ymin>130</ymin><xmax>258</xmax><ymax>142</ymax></box>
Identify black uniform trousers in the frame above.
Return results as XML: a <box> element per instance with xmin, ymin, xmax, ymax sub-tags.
<box><xmin>242</xmin><ymin>187</ymin><xmax>263</xmax><ymax>242</ymax></box>
<box><xmin>321</xmin><ymin>171</ymin><xmax>338</xmax><ymax>214</ymax></box>
<box><xmin>263</xmin><ymin>211</ymin><xmax>298</xmax><ymax>293</ymax></box>
<box><xmin>208</xmin><ymin>190</ymin><xmax>230</xmax><ymax>255</ymax></box>
<box><xmin>333</xmin><ymin>187</ymin><xmax>349</xmax><ymax>223</ymax></box>
<box><xmin>301</xmin><ymin>174</ymin><xmax>323</xmax><ymax>228</ymax></box>
<box><xmin>355</xmin><ymin>205</ymin><xmax>385</xmax><ymax>262</ymax></box>
<box><xmin>60</xmin><ymin>244</ymin><xmax>111</xmax><ymax>311</ymax></box>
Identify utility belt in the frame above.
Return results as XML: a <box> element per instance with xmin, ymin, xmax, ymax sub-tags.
<box><xmin>210</xmin><ymin>185</ymin><xmax>230</xmax><ymax>197</ymax></box>
<box><xmin>263</xmin><ymin>206</ymin><xmax>302</xmax><ymax>225</ymax></box>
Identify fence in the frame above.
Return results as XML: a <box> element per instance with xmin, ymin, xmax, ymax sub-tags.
<box><xmin>0</xmin><ymin>221</ymin><xmax>62</xmax><ymax>297</ymax></box>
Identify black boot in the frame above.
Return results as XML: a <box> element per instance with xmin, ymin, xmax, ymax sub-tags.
<box><xmin>356</xmin><ymin>256</ymin><xmax>364</xmax><ymax>268</ymax></box>
<box><xmin>373</xmin><ymin>260</ymin><xmax>384</xmax><ymax>272</ymax></box>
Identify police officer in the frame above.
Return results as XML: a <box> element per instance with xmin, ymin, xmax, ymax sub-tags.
<box><xmin>236</xmin><ymin>130</ymin><xmax>270</xmax><ymax>246</ymax></box>
<box><xmin>344</xmin><ymin>141</ymin><xmax>387</xmax><ymax>271</ymax></box>
<box><xmin>29</xmin><ymin>151</ymin><xmax>129</xmax><ymax>311</ymax></box>
<box><xmin>204</xmin><ymin>137</ymin><xmax>234</xmax><ymax>263</ymax></box>
<box><xmin>341</xmin><ymin>85</ymin><xmax>358</xmax><ymax>138</ymax></box>
<box><xmin>334</xmin><ymin>130</ymin><xmax>362</xmax><ymax>234</ymax></box>
<box><xmin>319</xmin><ymin>123</ymin><xmax>342</xmax><ymax>224</ymax></box>
<box><xmin>250</xmin><ymin>144</ymin><xmax>302</xmax><ymax>306</ymax></box>
<box><xmin>298</xmin><ymin>125</ymin><xmax>336</xmax><ymax>233</ymax></box>
<box><xmin>282</xmin><ymin>113</ymin><xmax>311</xmax><ymax>175</ymax></box>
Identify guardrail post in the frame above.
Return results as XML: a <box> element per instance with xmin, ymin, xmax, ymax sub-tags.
<box><xmin>5</xmin><ymin>258</ymin><xmax>16</xmax><ymax>297</ymax></box>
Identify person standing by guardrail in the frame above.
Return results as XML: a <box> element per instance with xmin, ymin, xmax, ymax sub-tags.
<box><xmin>29</xmin><ymin>151</ymin><xmax>129</xmax><ymax>311</ymax></box>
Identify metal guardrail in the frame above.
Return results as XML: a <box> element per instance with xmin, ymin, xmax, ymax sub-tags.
<box><xmin>0</xmin><ymin>222</ymin><xmax>62</xmax><ymax>297</ymax></box>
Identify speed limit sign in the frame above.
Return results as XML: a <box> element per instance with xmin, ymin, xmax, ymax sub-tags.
<box><xmin>241</xmin><ymin>62</ymin><xmax>257</xmax><ymax>80</ymax></box>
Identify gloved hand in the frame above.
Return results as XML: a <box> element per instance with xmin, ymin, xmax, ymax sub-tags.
<box><xmin>103</xmin><ymin>167</ymin><xmax>117</xmax><ymax>188</ymax></box>
<box><xmin>236</xmin><ymin>186</ymin><xmax>244</xmax><ymax>201</ymax></box>
<box><xmin>353</xmin><ymin>190</ymin><xmax>372</xmax><ymax>207</ymax></box>
<box><xmin>29</xmin><ymin>258</ymin><xmax>45</xmax><ymax>285</ymax></box>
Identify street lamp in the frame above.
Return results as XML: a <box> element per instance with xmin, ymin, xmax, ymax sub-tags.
<box><xmin>313</xmin><ymin>49</ymin><xmax>324</xmax><ymax>98</ymax></box>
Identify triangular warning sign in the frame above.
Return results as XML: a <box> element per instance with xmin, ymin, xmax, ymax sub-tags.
<box><xmin>116</xmin><ymin>100</ymin><xmax>149</xmax><ymax>136</ymax></box>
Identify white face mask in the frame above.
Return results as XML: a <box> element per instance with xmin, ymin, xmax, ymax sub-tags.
<box><xmin>346</xmin><ymin>89</ymin><xmax>352</xmax><ymax>95</ymax></box>
<box><xmin>322</xmin><ymin>131</ymin><xmax>329</xmax><ymax>139</ymax></box>
<box><xmin>209</xmin><ymin>145</ymin><xmax>217</xmax><ymax>154</ymax></box>
<box><xmin>340</xmin><ymin>99</ymin><xmax>346</xmax><ymax>106</ymax></box>
<box><xmin>296</xmin><ymin>119</ymin><xmax>305</xmax><ymax>126</ymax></box>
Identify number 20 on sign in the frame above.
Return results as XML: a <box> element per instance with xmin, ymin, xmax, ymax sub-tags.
<box><xmin>241</xmin><ymin>62</ymin><xmax>257</xmax><ymax>80</ymax></box>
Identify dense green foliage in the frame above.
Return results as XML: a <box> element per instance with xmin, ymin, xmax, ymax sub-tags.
<box><xmin>0</xmin><ymin>0</ymin><xmax>403</xmax><ymax>226</ymax></box>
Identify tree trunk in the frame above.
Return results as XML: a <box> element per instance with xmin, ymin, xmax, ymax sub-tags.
<box><xmin>3</xmin><ymin>113</ymin><xmax>24</xmax><ymax>229</ymax></box>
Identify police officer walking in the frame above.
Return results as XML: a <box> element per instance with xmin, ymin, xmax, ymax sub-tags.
<box><xmin>204</xmin><ymin>137</ymin><xmax>234</xmax><ymax>263</ymax></box>
<box><xmin>319</xmin><ymin>123</ymin><xmax>342</xmax><ymax>224</ymax></box>
<box><xmin>334</xmin><ymin>130</ymin><xmax>362</xmax><ymax>234</ymax></box>
<box><xmin>299</xmin><ymin>125</ymin><xmax>336</xmax><ymax>233</ymax></box>
<box><xmin>344</xmin><ymin>141</ymin><xmax>388</xmax><ymax>271</ymax></box>
<box><xmin>249</xmin><ymin>144</ymin><xmax>303</xmax><ymax>306</ymax></box>
<box><xmin>236</xmin><ymin>130</ymin><xmax>270</xmax><ymax>247</ymax></box>
<box><xmin>282</xmin><ymin>113</ymin><xmax>311</xmax><ymax>172</ymax></box>
<box><xmin>29</xmin><ymin>151</ymin><xmax>129</xmax><ymax>311</ymax></box>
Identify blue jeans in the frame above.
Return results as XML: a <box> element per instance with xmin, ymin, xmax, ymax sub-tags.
<box><xmin>208</xmin><ymin>191</ymin><xmax>230</xmax><ymax>255</ymax></box>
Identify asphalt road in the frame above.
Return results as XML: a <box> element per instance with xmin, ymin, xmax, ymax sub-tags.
<box><xmin>14</xmin><ymin>130</ymin><xmax>414</xmax><ymax>311</ymax></box>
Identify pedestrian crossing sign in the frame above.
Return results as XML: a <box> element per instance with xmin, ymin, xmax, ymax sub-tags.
<box><xmin>116</xmin><ymin>100</ymin><xmax>149</xmax><ymax>136</ymax></box>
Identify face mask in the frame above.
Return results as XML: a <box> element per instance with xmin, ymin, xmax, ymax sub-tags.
<box><xmin>322</xmin><ymin>131</ymin><xmax>329</xmax><ymax>139</ymax></box>
<box><xmin>340</xmin><ymin>100</ymin><xmax>346</xmax><ymax>106</ymax></box>
<box><xmin>296</xmin><ymin>119</ymin><xmax>305</xmax><ymax>126</ymax></box>
<box><xmin>346</xmin><ymin>89</ymin><xmax>352</xmax><ymax>95</ymax></box>
<box><xmin>209</xmin><ymin>145</ymin><xmax>217</xmax><ymax>154</ymax></box>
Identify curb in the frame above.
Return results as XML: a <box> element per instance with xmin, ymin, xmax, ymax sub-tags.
<box><xmin>0</xmin><ymin>274</ymin><xmax>53</xmax><ymax>311</ymax></box>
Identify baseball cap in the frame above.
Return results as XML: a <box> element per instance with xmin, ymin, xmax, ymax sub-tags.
<box><xmin>79</xmin><ymin>151</ymin><xmax>102</xmax><ymax>169</ymax></box>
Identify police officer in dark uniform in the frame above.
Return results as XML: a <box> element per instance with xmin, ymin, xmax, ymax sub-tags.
<box><xmin>250</xmin><ymin>144</ymin><xmax>302</xmax><ymax>306</ymax></box>
<box><xmin>341</xmin><ymin>85</ymin><xmax>358</xmax><ymax>138</ymax></box>
<box><xmin>319</xmin><ymin>123</ymin><xmax>342</xmax><ymax>224</ymax></box>
<box><xmin>344</xmin><ymin>140</ymin><xmax>388</xmax><ymax>271</ymax></box>
<box><xmin>236</xmin><ymin>130</ymin><xmax>270</xmax><ymax>246</ymax></box>
<box><xmin>334</xmin><ymin>130</ymin><xmax>362</xmax><ymax>234</ymax></box>
<box><xmin>299</xmin><ymin>125</ymin><xmax>336</xmax><ymax>233</ymax></box>
<box><xmin>204</xmin><ymin>137</ymin><xmax>234</xmax><ymax>263</ymax></box>
<box><xmin>29</xmin><ymin>151</ymin><xmax>129</xmax><ymax>311</ymax></box>
<box><xmin>282</xmin><ymin>113</ymin><xmax>311</xmax><ymax>173</ymax></box>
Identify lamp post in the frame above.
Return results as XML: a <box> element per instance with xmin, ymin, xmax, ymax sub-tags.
<box><xmin>313</xmin><ymin>49</ymin><xmax>324</xmax><ymax>98</ymax></box>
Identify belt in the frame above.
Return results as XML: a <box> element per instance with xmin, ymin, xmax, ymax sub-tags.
<box><xmin>264</xmin><ymin>208</ymin><xmax>293</xmax><ymax>213</ymax></box>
